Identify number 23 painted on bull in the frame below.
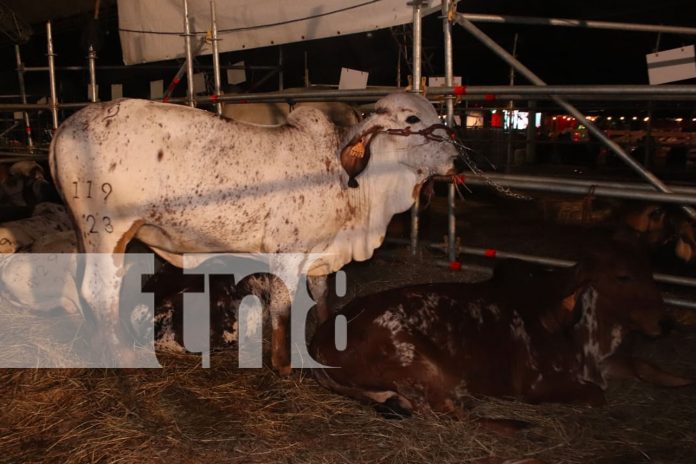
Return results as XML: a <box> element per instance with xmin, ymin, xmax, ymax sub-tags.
<box><xmin>73</xmin><ymin>180</ymin><xmax>114</xmax><ymax>234</ymax></box>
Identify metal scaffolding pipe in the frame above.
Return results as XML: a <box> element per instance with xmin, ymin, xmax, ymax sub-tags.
<box><xmin>460</xmin><ymin>12</ymin><xmax>696</xmax><ymax>37</ymax></box>
<box><xmin>19</xmin><ymin>64</ymin><xmax>270</xmax><ymax>72</ymax></box>
<box><xmin>278</xmin><ymin>47</ymin><xmax>284</xmax><ymax>91</ymax></box>
<box><xmin>663</xmin><ymin>297</ymin><xmax>696</xmax><ymax>310</ymax></box>
<box><xmin>183</xmin><ymin>0</ymin><xmax>196</xmax><ymax>107</ymax></box>
<box><xmin>443</xmin><ymin>0</ymin><xmax>457</xmax><ymax>261</ymax></box>
<box><xmin>460</xmin><ymin>173</ymin><xmax>696</xmax><ymax>195</ymax></box>
<box><xmin>210</xmin><ymin>0</ymin><xmax>222</xmax><ymax>115</ymax></box>
<box><xmin>454</xmin><ymin>175</ymin><xmax>696</xmax><ymax>205</ymax></box>
<box><xmin>87</xmin><ymin>46</ymin><xmax>98</xmax><ymax>103</ymax></box>
<box><xmin>46</xmin><ymin>21</ymin><xmax>59</xmax><ymax>132</ymax></box>
<box><xmin>454</xmin><ymin>15</ymin><xmax>696</xmax><ymax>220</ymax></box>
<box><xmin>5</xmin><ymin>84</ymin><xmax>696</xmax><ymax>112</ymax></box>
<box><xmin>436</xmin><ymin>259</ymin><xmax>696</xmax><ymax>309</ymax></box>
<box><xmin>410</xmin><ymin>0</ymin><xmax>425</xmax><ymax>255</ymax></box>
<box><xmin>0</xmin><ymin>155</ymin><xmax>48</xmax><ymax>163</ymax></box>
<box><xmin>434</xmin><ymin>245</ymin><xmax>696</xmax><ymax>287</ymax></box>
<box><xmin>14</xmin><ymin>45</ymin><xmax>33</xmax><ymax>150</ymax></box>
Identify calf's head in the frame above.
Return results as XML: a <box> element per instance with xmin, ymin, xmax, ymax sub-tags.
<box><xmin>570</xmin><ymin>241</ymin><xmax>667</xmax><ymax>354</ymax></box>
<box><xmin>338</xmin><ymin>93</ymin><xmax>459</xmax><ymax>189</ymax></box>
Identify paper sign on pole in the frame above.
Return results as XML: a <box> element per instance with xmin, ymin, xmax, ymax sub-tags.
<box><xmin>428</xmin><ymin>76</ymin><xmax>462</xmax><ymax>87</ymax></box>
<box><xmin>111</xmin><ymin>84</ymin><xmax>123</xmax><ymax>99</ymax></box>
<box><xmin>646</xmin><ymin>45</ymin><xmax>696</xmax><ymax>85</ymax></box>
<box><xmin>150</xmin><ymin>80</ymin><xmax>164</xmax><ymax>99</ymax></box>
<box><xmin>338</xmin><ymin>68</ymin><xmax>368</xmax><ymax>90</ymax></box>
<box><xmin>193</xmin><ymin>73</ymin><xmax>206</xmax><ymax>94</ymax></box>
<box><xmin>227</xmin><ymin>62</ymin><xmax>246</xmax><ymax>85</ymax></box>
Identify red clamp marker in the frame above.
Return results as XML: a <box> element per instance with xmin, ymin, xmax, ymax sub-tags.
<box><xmin>25</xmin><ymin>127</ymin><xmax>32</xmax><ymax>134</ymax></box>
<box><xmin>484</xmin><ymin>94</ymin><xmax>496</xmax><ymax>101</ymax></box>
<box><xmin>210</xmin><ymin>94</ymin><xmax>219</xmax><ymax>103</ymax></box>
<box><xmin>452</xmin><ymin>174</ymin><xmax>466</xmax><ymax>185</ymax></box>
<box><xmin>449</xmin><ymin>261</ymin><xmax>462</xmax><ymax>271</ymax></box>
<box><xmin>483</xmin><ymin>248</ymin><xmax>497</xmax><ymax>257</ymax></box>
<box><xmin>453</xmin><ymin>85</ymin><xmax>466</xmax><ymax>96</ymax></box>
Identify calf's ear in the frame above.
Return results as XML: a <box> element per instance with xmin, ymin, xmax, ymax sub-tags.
<box><xmin>540</xmin><ymin>285</ymin><xmax>584</xmax><ymax>333</ymax></box>
<box><xmin>339</xmin><ymin>125</ymin><xmax>383</xmax><ymax>188</ymax></box>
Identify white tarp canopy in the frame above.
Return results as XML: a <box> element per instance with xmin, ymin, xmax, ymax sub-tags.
<box><xmin>117</xmin><ymin>0</ymin><xmax>438</xmax><ymax>65</ymax></box>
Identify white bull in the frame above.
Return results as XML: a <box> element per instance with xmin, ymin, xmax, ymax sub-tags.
<box><xmin>49</xmin><ymin>92</ymin><xmax>459</xmax><ymax>372</ymax></box>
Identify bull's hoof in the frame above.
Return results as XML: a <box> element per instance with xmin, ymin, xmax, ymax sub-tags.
<box><xmin>276</xmin><ymin>365</ymin><xmax>292</xmax><ymax>377</ymax></box>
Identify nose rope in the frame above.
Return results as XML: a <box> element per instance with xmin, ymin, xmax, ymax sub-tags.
<box><xmin>382</xmin><ymin>123</ymin><xmax>533</xmax><ymax>201</ymax></box>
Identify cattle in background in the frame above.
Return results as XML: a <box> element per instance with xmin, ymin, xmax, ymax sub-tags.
<box><xmin>0</xmin><ymin>202</ymin><xmax>73</xmax><ymax>253</ymax></box>
<box><xmin>0</xmin><ymin>161</ymin><xmax>57</xmax><ymax>212</ymax></box>
<box><xmin>618</xmin><ymin>202</ymin><xmax>696</xmax><ymax>272</ymax></box>
<box><xmin>139</xmin><ymin>263</ymin><xmax>274</xmax><ymax>354</ymax></box>
<box><xmin>311</xmin><ymin>240</ymin><xmax>692</xmax><ymax>417</ymax></box>
<box><xmin>223</xmin><ymin>101</ymin><xmax>360</xmax><ymax>128</ymax></box>
<box><xmin>49</xmin><ymin>92</ymin><xmax>460</xmax><ymax>371</ymax></box>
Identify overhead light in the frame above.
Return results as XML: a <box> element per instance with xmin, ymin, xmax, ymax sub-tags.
<box><xmin>552</xmin><ymin>116</ymin><xmax>557</xmax><ymax>120</ymax></box>
<box><xmin>643</xmin><ymin>116</ymin><xmax>650</xmax><ymax>122</ymax></box>
<box><xmin>607</xmin><ymin>116</ymin><xmax>613</xmax><ymax>121</ymax></box>
<box><xmin>675</xmin><ymin>117</ymin><xmax>683</xmax><ymax>122</ymax></box>
<box><xmin>632</xmin><ymin>116</ymin><xmax>638</xmax><ymax>120</ymax></box>
<box><xmin>619</xmin><ymin>116</ymin><xmax>625</xmax><ymax>121</ymax></box>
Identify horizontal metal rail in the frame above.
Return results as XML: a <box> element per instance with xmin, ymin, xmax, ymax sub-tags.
<box><xmin>454</xmin><ymin>173</ymin><xmax>696</xmax><ymax>195</ymax></box>
<box><xmin>431</xmin><ymin>244</ymin><xmax>696</xmax><ymax>288</ymax></box>
<box><xmin>2</xmin><ymin>84</ymin><xmax>696</xmax><ymax>112</ymax></box>
<box><xmin>18</xmin><ymin>64</ymin><xmax>277</xmax><ymax>72</ymax></box>
<box><xmin>447</xmin><ymin>174</ymin><xmax>696</xmax><ymax>205</ymax></box>
<box><xmin>461</xmin><ymin>12</ymin><xmax>696</xmax><ymax>36</ymax></box>
<box><xmin>441</xmin><ymin>260</ymin><xmax>696</xmax><ymax>310</ymax></box>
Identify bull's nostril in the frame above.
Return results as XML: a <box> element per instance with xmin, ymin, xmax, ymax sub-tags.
<box><xmin>659</xmin><ymin>317</ymin><xmax>674</xmax><ymax>335</ymax></box>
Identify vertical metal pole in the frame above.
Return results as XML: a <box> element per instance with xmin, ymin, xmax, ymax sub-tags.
<box><xmin>526</xmin><ymin>100</ymin><xmax>537</xmax><ymax>163</ymax></box>
<box><xmin>397</xmin><ymin>46</ymin><xmax>402</xmax><ymax>88</ymax></box>
<box><xmin>88</xmin><ymin>46</ymin><xmax>98</xmax><ymax>102</ymax></box>
<box><xmin>210</xmin><ymin>0</ymin><xmax>222</xmax><ymax>115</ymax></box>
<box><xmin>14</xmin><ymin>45</ymin><xmax>34</xmax><ymax>150</ymax></box>
<box><xmin>443</xmin><ymin>0</ymin><xmax>457</xmax><ymax>262</ymax></box>
<box><xmin>410</xmin><ymin>0</ymin><xmax>424</xmax><ymax>255</ymax></box>
<box><xmin>278</xmin><ymin>46</ymin><xmax>284</xmax><ymax>91</ymax></box>
<box><xmin>455</xmin><ymin>15</ymin><xmax>696</xmax><ymax>220</ymax></box>
<box><xmin>183</xmin><ymin>0</ymin><xmax>196</xmax><ymax>107</ymax></box>
<box><xmin>304</xmin><ymin>51</ymin><xmax>309</xmax><ymax>87</ymax></box>
<box><xmin>46</xmin><ymin>21</ymin><xmax>59</xmax><ymax>132</ymax></box>
<box><xmin>505</xmin><ymin>33</ymin><xmax>518</xmax><ymax>172</ymax></box>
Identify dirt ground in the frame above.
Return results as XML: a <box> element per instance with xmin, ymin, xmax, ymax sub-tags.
<box><xmin>1</xmin><ymin>181</ymin><xmax>696</xmax><ymax>464</ymax></box>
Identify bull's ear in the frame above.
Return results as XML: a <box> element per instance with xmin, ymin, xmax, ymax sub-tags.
<box><xmin>339</xmin><ymin>125</ymin><xmax>383</xmax><ymax>188</ymax></box>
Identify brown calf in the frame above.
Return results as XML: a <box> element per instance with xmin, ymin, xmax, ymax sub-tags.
<box><xmin>310</xmin><ymin>241</ymin><xmax>691</xmax><ymax>417</ymax></box>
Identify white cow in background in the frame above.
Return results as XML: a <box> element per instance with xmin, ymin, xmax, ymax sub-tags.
<box><xmin>0</xmin><ymin>203</ymin><xmax>72</xmax><ymax>253</ymax></box>
<box><xmin>49</xmin><ymin>92</ymin><xmax>459</xmax><ymax>372</ymax></box>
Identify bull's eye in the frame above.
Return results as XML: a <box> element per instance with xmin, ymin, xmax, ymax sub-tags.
<box><xmin>406</xmin><ymin>115</ymin><xmax>421</xmax><ymax>124</ymax></box>
<box><xmin>616</xmin><ymin>274</ymin><xmax>632</xmax><ymax>282</ymax></box>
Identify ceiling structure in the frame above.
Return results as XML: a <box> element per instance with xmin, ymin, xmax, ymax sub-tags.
<box><xmin>0</xmin><ymin>0</ymin><xmax>694</xmax><ymax>109</ymax></box>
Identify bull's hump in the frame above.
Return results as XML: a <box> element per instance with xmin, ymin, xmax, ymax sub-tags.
<box><xmin>286</xmin><ymin>107</ymin><xmax>335</xmax><ymax>138</ymax></box>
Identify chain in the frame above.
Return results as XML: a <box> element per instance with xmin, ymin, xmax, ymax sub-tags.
<box><xmin>451</xmin><ymin>140</ymin><xmax>533</xmax><ymax>201</ymax></box>
<box><xmin>383</xmin><ymin>123</ymin><xmax>533</xmax><ymax>201</ymax></box>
